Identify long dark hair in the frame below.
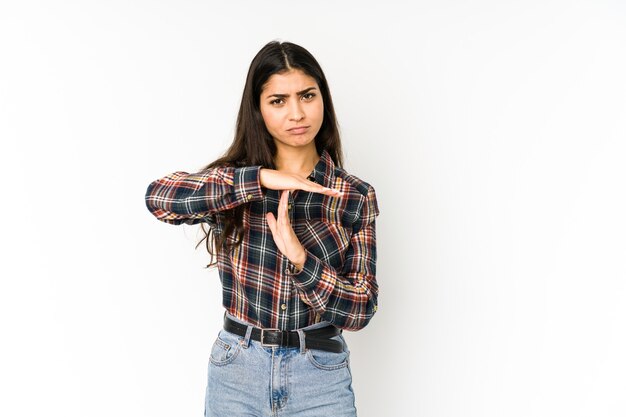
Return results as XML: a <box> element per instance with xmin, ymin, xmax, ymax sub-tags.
<box><xmin>198</xmin><ymin>40</ymin><xmax>343</xmax><ymax>265</ymax></box>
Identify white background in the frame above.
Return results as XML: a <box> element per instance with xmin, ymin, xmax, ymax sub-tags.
<box><xmin>1</xmin><ymin>1</ymin><xmax>625</xmax><ymax>416</ymax></box>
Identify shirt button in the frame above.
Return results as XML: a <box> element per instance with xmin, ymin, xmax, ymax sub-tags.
<box><xmin>246</xmin><ymin>194</ymin><xmax>253</xmax><ymax>201</ymax></box>
<box><xmin>281</xmin><ymin>303</ymin><xmax>287</xmax><ymax>311</ymax></box>
<box><xmin>287</xmin><ymin>203</ymin><xmax>292</xmax><ymax>210</ymax></box>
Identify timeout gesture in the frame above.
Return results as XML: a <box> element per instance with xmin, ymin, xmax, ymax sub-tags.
<box><xmin>261</xmin><ymin>168</ymin><xmax>343</xmax><ymax>271</ymax></box>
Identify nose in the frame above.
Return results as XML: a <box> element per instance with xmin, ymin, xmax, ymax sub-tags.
<box><xmin>289</xmin><ymin>101</ymin><xmax>305</xmax><ymax>122</ymax></box>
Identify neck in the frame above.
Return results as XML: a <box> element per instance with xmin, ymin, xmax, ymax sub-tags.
<box><xmin>274</xmin><ymin>143</ymin><xmax>320</xmax><ymax>177</ymax></box>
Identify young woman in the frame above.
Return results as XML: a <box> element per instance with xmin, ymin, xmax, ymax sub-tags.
<box><xmin>145</xmin><ymin>40</ymin><xmax>380</xmax><ymax>417</ymax></box>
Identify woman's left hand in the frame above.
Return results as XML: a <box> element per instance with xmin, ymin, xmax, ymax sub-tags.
<box><xmin>266</xmin><ymin>190</ymin><xmax>306</xmax><ymax>271</ymax></box>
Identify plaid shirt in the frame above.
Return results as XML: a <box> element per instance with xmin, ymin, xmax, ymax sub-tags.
<box><xmin>145</xmin><ymin>150</ymin><xmax>379</xmax><ymax>331</ymax></box>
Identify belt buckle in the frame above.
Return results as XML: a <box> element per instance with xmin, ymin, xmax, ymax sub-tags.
<box><xmin>260</xmin><ymin>328</ymin><xmax>282</xmax><ymax>347</ymax></box>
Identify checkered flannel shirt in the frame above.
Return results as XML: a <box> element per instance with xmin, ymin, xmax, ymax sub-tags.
<box><xmin>145</xmin><ymin>150</ymin><xmax>379</xmax><ymax>331</ymax></box>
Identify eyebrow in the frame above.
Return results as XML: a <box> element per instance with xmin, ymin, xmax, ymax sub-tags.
<box><xmin>265</xmin><ymin>87</ymin><xmax>317</xmax><ymax>99</ymax></box>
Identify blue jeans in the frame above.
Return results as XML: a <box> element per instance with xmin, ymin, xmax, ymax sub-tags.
<box><xmin>204</xmin><ymin>312</ymin><xmax>357</xmax><ymax>416</ymax></box>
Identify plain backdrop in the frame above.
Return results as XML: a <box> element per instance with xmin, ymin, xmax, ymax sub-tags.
<box><xmin>1</xmin><ymin>1</ymin><xmax>625</xmax><ymax>416</ymax></box>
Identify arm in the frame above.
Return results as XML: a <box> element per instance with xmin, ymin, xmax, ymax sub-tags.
<box><xmin>144</xmin><ymin>166</ymin><xmax>263</xmax><ymax>225</ymax></box>
<box><xmin>282</xmin><ymin>186</ymin><xmax>380</xmax><ymax>331</ymax></box>
<box><xmin>146</xmin><ymin>167</ymin><xmax>342</xmax><ymax>226</ymax></box>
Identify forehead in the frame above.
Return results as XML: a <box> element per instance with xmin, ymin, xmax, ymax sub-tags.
<box><xmin>262</xmin><ymin>69</ymin><xmax>319</xmax><ymax>94</ymax></box>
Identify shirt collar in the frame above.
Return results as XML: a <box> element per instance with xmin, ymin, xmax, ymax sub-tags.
<box><xmin>308</xmin><ymin>149</ymin><xmax>336</xmax><ymax>187</ymax></box>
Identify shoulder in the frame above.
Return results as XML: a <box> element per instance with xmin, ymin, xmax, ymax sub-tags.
<box><xmin>333</xmin><ymin>166</ymin><xmax>375</xmax><ymax>197</ymax></box>
<box><xmin>333</xmin><ymin>167</ymin><xmax>380</xmax><ymax>231</ymax></box>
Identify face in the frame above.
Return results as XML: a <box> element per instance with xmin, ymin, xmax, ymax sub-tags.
<box><xmin>259</xmin><ymin>69</ymin><xmax>324</xmax><ymax>152</ymax></box>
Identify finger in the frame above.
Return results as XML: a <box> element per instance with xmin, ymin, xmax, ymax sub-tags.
<box><xmin>281</xmin><ymin>189</ymin><xmax>289</xmax><ymax>207</ymax></box>
<box><xmin>277</xmin><ymin>190</ymin><xmax>289</xmax><ymax>227</ymax></box>
<box><xmin>319</xmin><ymin>187</ymin><xmax>344</xmax><ymax>197</ymax></box>
<box><xmin>301</xmin><ymin>180</ymin><xmax>344</xmax><ymax>197</ymax></box>
<box><xmin>282</xmin><ymin>191</ymin><xmax>293</xmax><ymax>229</ymax></box>
<box><xmin>266</xmin><ymin>212</ymin><xmax>286</xmax><ymax>252</ymax></box>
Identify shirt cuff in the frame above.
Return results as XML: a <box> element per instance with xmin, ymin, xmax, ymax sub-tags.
<box><xmin>233</xmin><ymin>166</ymin><xmax>263</xmax><ymax>203</ymax></box>
<box><xmin>286</xmin><ymin>248</ymin><xmax>336</xmax><ymax>294</ymax></box>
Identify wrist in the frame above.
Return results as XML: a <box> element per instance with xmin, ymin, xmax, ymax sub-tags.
<box><xmin>290</xmin><ymin>249</ymin><xmax>306</xmax><ymax>272</ymax></box>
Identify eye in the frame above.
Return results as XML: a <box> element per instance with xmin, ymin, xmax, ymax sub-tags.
<box><xmin>270</xmin><ymin>98</ymin><xmax>285</xmax><ymax>105</ymax></box>
<box><xmin>302</xmin><ymin>93</ymin><xmax>316</xmax><ymax>101</ymax></box>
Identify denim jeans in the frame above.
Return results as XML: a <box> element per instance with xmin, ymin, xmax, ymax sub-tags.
<box><xmin>204</xmin><ymin>312</ymin><xmax>357</xmax><ymax>416</ymax></box>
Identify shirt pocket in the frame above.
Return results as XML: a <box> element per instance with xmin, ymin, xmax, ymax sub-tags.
<box><xmin>299</xmin><ymin>219</ymin><xmax>352</xmax><ymax>269</ymax></box>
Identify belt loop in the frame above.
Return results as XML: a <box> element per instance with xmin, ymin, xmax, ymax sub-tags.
<box><xmin>296</xmin><ymin>329</ymin><xmax>306</xmax><ymax>354</ymax></box>
<box><xmin>241</xmin><ymin>325</ymin><xmax>253</xmax><ymax>349</ymax></box>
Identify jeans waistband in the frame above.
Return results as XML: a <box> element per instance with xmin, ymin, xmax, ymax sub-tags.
<box><xmin>223</xmin><ymin>311</ymin><xmax>336</xmax><ymax>332</ymax></box>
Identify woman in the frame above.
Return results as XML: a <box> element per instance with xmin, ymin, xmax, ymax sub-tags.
<box><xmin>145</xmin><ymin>40</ymin><xmax>380</xmax><ymax>417</ymax></box>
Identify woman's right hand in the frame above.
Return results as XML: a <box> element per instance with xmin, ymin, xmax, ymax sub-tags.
<box><xmin>259</xmin><ymin>169</ymin><xmax>343</xmax><ymax>197</ymax></box>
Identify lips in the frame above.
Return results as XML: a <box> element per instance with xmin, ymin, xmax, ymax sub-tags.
<box><xmin>287</xmin><ymin>126</ymin><xmax>310</xmax><ymax>135</ymax></box>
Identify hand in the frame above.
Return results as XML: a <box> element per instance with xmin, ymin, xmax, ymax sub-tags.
<box><xmin>266</xmin><ymin>190</ymin><xmax>306</xmax><ymax>270</ymax></box>
<box><xmin>260</xmin><ymin>169</ymin><xmax>343</xmax><ymax>197</ymax></box>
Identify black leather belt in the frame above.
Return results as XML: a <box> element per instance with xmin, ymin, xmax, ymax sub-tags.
<box><xmin>223</xmin><ymin>315</ymin><xmax>343</xmax><ymax>353</ymax></box>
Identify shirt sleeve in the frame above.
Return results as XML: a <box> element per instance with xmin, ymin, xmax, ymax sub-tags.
<box><xmin>144</xmin><ymin>165</ymin><xmax>264</xmax><ymax>225</ymax></box>
<box><xmin>287</xmin><ymin>185</ymin><xmax>380</xmax><ymax>331</ymax></box>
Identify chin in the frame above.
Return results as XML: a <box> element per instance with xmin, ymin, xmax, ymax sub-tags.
<box><xmin>294</xmin><ymin>138</ymin><xmax>316</xmax><ymax>148</ymax></box>
<box><xmin>280</xmin><ymin>136</ymin><xmax>316</xmax><ymax>148</ymax></box>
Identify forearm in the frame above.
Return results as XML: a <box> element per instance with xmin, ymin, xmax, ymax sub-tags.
<box><xmin>287</xmin><ymin>222</ymin><xmax>379</xmax><ymax>331</ymax></box>
<box><xmin>145</xmin><ymin>165</ymin><xmax>263</xmax><ymax>224</ymax></box>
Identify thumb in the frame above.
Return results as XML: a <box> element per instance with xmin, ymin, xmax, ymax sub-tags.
<box><xmin>266</xmin><ymin>212</ymin><xmax>277</xmax><ymax>236</ymax></box>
